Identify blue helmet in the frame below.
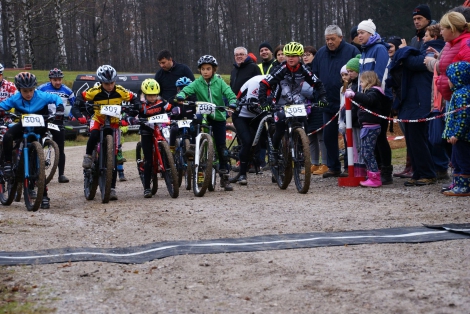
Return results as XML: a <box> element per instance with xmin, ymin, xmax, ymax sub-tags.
<box><xmin>176</xmin><ymin>77</ymin><xmax>192</xmax><ymax>87</ymax></box>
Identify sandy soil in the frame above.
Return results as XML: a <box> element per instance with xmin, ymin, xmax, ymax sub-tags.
<box><xmin>0</xmin><ymin>142</ymin><xmax>469</xmax><ymax>313</ymax></box>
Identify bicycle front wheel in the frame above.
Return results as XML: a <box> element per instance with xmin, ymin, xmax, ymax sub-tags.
<box><xmin>136</xmin><ymin>141</ymin><xmax>158</xmax><ymax>195</ymax></box>
<box><xmin>174</xmin><ymin>138</ymin><xmax>184</xmax><ymax>187</ymax></box>
<box><xmin>159</xmin><ymin>141</ymin><xmax>179</xmax><ymax>198</ymax></box>
<box><xmin>23</xmin><ymin>142</ymin><xmax>45</xmax><ymax>212</ymax></box>
<box><xmin>292</xmin><ymin>128</ymin><xmax>311</xmax><ymax>194</ymax></box>
<box><xmin>192</xmin><ymin>133</ymin><xmax>213</xmax><ymax>197</ymax></box>
<box><xmin>43</xmin><ymin>139</ymin><xmax>59</xmax><ymax>185</ymax></box>
<box><xmin>99</xmin><ymin>135</ymin><xmax>113</xmax><ymax>203</ymax></box>
<box><xmin>273</xmin><ymin>136</ymin><xmax>292</xmax><ymax>190</ymax></box>
<box><xmin>184</xmin><ymin>139</ymin><xmax>192</xmax><ymax>191</ymax></box>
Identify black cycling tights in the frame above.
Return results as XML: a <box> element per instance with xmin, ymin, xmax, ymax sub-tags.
<box><xmin>141</xmin><ymin>134</ymin><xmax>154</xmax><ymax>190</ymax></box>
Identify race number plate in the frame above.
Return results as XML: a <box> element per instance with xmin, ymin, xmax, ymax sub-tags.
<box><xmin>100</xmin><ymin>105</ymin><xmax>121</xmax><ymax>117</ymax></box>
<box><xmin>196</xmin><ymin>102</ymin><xmax>216</xmax><ymax>114</ymax></box>
<box><xmin>177</xmin><ymin>120</ymin><xmax>192</xmax><ymax>128</ymax></box>
<box><xmin>47</xmin><ymin>123</ymin><xmax>60</xmax><ymax>131</ymax></box>
<box><xmin>285</xmin><ymin>105</ymin><xmax>307</xmax><ymax>117</ymax></box>
<box><xmin>22</xmin><ymin>114</ymin><xmax>45</xmax><ymax>127</ymax></box>
<box><xmin>148</xmin><ymin>113</ymin><xmax>170</xmax><ymax>124</ymax></box>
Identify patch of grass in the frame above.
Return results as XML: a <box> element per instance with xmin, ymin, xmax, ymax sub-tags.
<box><xmin>391</xmin><ymin>147</ymin><xmax>406</xmax><ymax>165</ymax></box>
<box><xmin>3</xmin><ymin>70</ymin><xmax>86</xmax><ymax>89</ymax></box>
<box><xmin>122</xmin><ymin>149</ymin><xmax>136</xmax><ymax>162</ymax></box>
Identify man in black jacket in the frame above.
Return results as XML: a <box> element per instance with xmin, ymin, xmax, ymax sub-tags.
<box><xmin>311</xmin><ymin>25</ymin><xmax>360</xmax><ymax>178</ymax></box>
<box><xmin>230</xmin><ymin>47</ymin><xmax>261</xmax><ymax>94</ymax></box>
<box><xmin>154</xmin><ymin>50</ymin><xmax>195</xmax><ymax>102</ymax></box>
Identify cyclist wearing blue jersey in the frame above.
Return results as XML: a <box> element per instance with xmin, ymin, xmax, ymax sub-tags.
<box><xmin>37</xmin><ymin>68</ymin><xmax>75</xmax><ymax>183</ymax></box>
<box><xmin>0</xmin><ymin>72</ymin><xmax>64</xmax><ymax>209</ymax></box>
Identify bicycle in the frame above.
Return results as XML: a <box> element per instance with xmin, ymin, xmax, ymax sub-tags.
<box><xmin>83</xmin><ymin>103</ymin><xmax>127</xmax><ymax>203</ymax></box>
<box><xmin>0</xmin><ymin>112</ymin><xmax>49</xmax><ymax>211</ymax></box>
<box><xmin>172</xmin><ymin>106</ymin><xmax>194</xmax><ymax>191</ymax></box>
<box><xmin>270</xmin><ymin>103</ymin><xmax>312</xmax><ymax>194</ymax></box>
<box><xmin>135</xmin><ymin>111</ymin><xmax>179</xmax><ymax>198</ymax></box>
<box><xmin>43</xmin><ymin>122</ymin><xmax>60</xmax><ymax>184</ymax></box>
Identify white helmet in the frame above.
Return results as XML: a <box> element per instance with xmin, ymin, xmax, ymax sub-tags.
<box><xmin>96</xmin><ymin>65</ymin><xmax>117</xmax><ymax>83</ymax></box>
<box><xmin>0</xmin><ymin>63</ymin><xmax>4</xmax><ymax>73</ymax></box>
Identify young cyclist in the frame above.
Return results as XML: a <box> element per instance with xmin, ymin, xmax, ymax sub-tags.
<box><xmin>0</xmin><ymin>63</ymin><xmax>17</xmax><ymax>102</ymax></box>
<box><xmin>73</xmin><ymin>65</ymin><xmax>140</xmax><ymax>201</ymax></box>
<box><xmin>257</xmin><ymin>42</ymin><xmax>328</xmax><ymax>162</ymax></box>
<box><xmin>0</xmin><ymin>72</ymin><xmax>64</xmax><ymax>209</ymax></box>
<box><xmin>138</xmin><ymin>78</ymin><xmax>172</xmax><ymax>198</ymax></box>
<box><xmin>37</xmin><ymin>68</ymin><xmax>76</xmax><ymax>183</ymax></box>
<box><xmin>176</xmin><ymin>55</ymin><xmax>237</xmax><ymax>191</ymax></box>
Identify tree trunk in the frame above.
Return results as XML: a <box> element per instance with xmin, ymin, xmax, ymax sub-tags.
<box><xmin>21</xmin><ymin>0</ymin><xmax>35</xmax><ymax>68</ymax></box>
<box><xmin>55</xmin><ymin>0</ymin><xmax>68</xmax><ymax>69</ymax></box>
<box><xmin>6</xmin><ymin>0</ymin><xmax>18</xmax><ymax>68</ymax></box>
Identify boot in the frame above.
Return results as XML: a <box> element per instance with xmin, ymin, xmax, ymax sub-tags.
<box><xmin>381</xmin><ymin>165</ymin><xmax>393</xmax><ymax>185</ymax></box>
<box><xmin>118</xmin><ymin>170</ymin><xmax>127</xmax><ymax>181</ymax></box>
<box><xmin>394</xmin><ymin>154</ymin><xmax>412</xmax><ymax>178</ymax></box>
<box><xmin>220</xmin><ymin>174</ymin><xmax>233</xmax><ymax>191</ymax></box>
<box><xmin>444</xmin><ymin>176</ymin><xmax>470</xmax><ymax>196</ymax></box>
<box><xmin>360</xmin><ymin>171</ymin><xmax>382</xmax><ymax>188</ymax></box>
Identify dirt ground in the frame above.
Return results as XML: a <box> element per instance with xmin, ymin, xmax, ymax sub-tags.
<box><xmin>0</xmin><ymin>141</ymin><xmax>469</xmax><ymax>313</ymax></box>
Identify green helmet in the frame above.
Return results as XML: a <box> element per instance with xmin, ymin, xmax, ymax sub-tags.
<box><xmin>283</xmin><ymin>42</ymin><xmax>304</xmax><ymax>57</ymax></box>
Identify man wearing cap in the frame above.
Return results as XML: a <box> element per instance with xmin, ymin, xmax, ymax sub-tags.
<box><xmin>311</xmin><ymin>25</ymin><xmax>360</xmax><ymax>178</ymax></box>
<box><xmin>258</xmin><ymin>42</ymin><xmax>275</xmax><ymax>75</ymax></box>
<box><xmin>0</xmin><ymin>63</ymin><xmax>17</xmax><ymax>102</ymax></box>
<box><xmin>410</xmin><ymin>4</ymin><xmax>436</xmax><ymax>49</ymax></box>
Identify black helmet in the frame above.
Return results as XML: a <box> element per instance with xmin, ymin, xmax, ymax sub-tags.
<box><xmin>48</xmin><ymin>68</ymin><xmax>64</xmax><ymax>78</ymax></box>
<box><xmin>96</xmin><ymin>65</ymin><xmax>117</xmax><ymax>83</ymax></box>
<box><xmin>14</xmin><ymin>72</ymin><xmax>37</xmax><ymax>89</ymax></box>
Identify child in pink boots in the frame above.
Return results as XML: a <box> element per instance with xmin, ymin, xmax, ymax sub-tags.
<box><xmin>344</xmin><ymin>71</ymin><xmax>390</xmax><ymax>187</ymax></box>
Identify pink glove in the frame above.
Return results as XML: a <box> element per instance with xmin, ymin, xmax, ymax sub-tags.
<box><xmin>78</xmin><ymin>117</ymin><xmax>87</xmax><ymax>124</ymax></box>
<box><xmin>344</xmin><ymin>89</ymin><xmax>355</xmax><ymax>99</ymax></box>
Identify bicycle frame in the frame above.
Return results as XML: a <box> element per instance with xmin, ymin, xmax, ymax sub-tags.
<box><xmin>149</xmin><ymin>123</ymin><xmax>167</xmax><ymax>174</ymax></box>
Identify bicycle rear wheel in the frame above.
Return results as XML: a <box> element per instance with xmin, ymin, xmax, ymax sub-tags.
<box><xmin>84</xmin><ymin>149</ymin><xmax>99</xmax><ymax>200</ymax></box>
<box><xmin>184</xmin><ymin>139</ymin><xmax>192</xmax><ymax>191</ymax></box>
<box><xmin>23</xmin><ymin>142</ymin><xmax>45</xmax><ymax>212</ymax></box>
<box><xmin>99</xmin><ymin>135</ymin><xmax>113</xmax><ymax>203</ymax></box>
<box><xmin>292</xmin><ymin>128</ymin><xmax>311</xmax><ymax>194</ymax></box>
<box><xmin>43</xmin><ymin>139</ymin><xmax>59</xmax><ymax>185</ymax></box>
<box><xmin>226</xmin><ymin>124</ymin><xmax>241</xmax><ymax>183</ymax></box>
<box><xmin>159</xmin><ymin>141</ymin><xmax>179</xmax><ymax>198</ymax></box>
<box><xmin>192</xmin><ymin>133</ymin><xmax>213</xmax><ymax>197</ymax></box>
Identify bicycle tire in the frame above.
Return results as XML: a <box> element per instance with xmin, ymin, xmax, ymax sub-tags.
<box><xmin>84</xmin><ymin>149</ymin><xmax>99</xmax><ymax>200</ymax></box>
<box><xmin>0</xmin><ymin>147</ymin><xmax>18</xmax><ymax>206</ymax></box>
<box><xmin>208</xmin><ymin>166</ymin><xmax>217</xmax><ymax>191</ymax></box>
<box><xmin>23</xmin><ymin>141</ymin><xmax>45</xmax><ymax>212</ymax></box>
<box><xmin>226</xmin><ymin>124</ymin><xmax>241</xmax><ymax>183</ymax></box>
<box><xmin>14</xmin><ymin>149</ymin><xmax>23</xmax><ymax>202</ymax></box>
<box><xmin>192</xmin><ymin>133</ymin><xmax>213</xmax><ymax>197</ymax></box>
<box><xmin>136</xmin><ymin>141</ymin><xmax>158</xmax><ymax>195</ymax></box>
<box><xmin>43</xmin><ymin>139</ymin><xmax>59</xmax><ymax>185</ymax></box>
<box><xmin>175</xmin><ymin>138</ymin><xmax>184</xmax><ymax>187</ymax></box>
<box><xmin>292</xmin><ymin>128</ymin><xmax>311</xmax><ymax>194</ymax></box>
<box><xmin>159</xmin><ymin>141</ymin><xmax>179</xmax><ymax>198</ymax></box>
<box><xmin>99</xmin><ymin>135</ymin><xmax>113</xmax><ymax>203</ymax></box>
<box><xmin>184</xmin><ymin>139</ymin><xmax>192</xmax><ymax>191</ymax></box>
<box><xmin>273</xmin><ymin>136</ymin><xmax>292</xmax><ymax>190</ymax></box>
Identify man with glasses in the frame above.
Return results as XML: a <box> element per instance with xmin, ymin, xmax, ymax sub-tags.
<box><xmin>230</xmin><ymin>47</ymin><xmax>261</xmax><ymax>94</ymax></box>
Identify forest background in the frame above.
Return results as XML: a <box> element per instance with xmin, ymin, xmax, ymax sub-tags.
<box><xmin>0</xmin><ymin>0</ymin><xmax>465</xmax><ymax>74</ymax></box>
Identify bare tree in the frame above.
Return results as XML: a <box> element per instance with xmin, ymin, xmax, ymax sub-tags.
<box><xmin>54</xmin><ymin>0</ymin><xmax>68</xmax><ymax>69</ymax></box>
<box><xmin>5</xmin><ymin>0</ymin><xmax>18</xmax><ymax>68</ymax></box>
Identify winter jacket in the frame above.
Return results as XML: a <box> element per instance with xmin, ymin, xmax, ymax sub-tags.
<box><xmin>386</xmin><ymin>46</ymin><xmax>432</xmax><ymax>120</ymax></box>
<box><xmin>258</xmin><ymin>59</ymin><xmax>275</xmax><ymax>75</ymax></box>
<box><xmin>352</xmin><ymin>86</ymin><xmax>390</xmax><ymax>125</ymax></box>
<box><xmin>437</xmin><ymin>30</ymin><xmax>470</xmax><ymax>101</ymax></box>
<box><xmin>154</xmin><ymin>62</ymin><xmax>195</xmax><ymax>102</ymax></box>
<box><xmin>311</xmin><ymin>40</ymin><xmax>360</xmax><ymax>113</ymax></box>
<box><xmin>0</xmin><ymin>89</ymin><xmax>63</xmax><ymax>115</ymax></box>
<box><xmin>444</xmin><ymin>61</ymin><xmax>470</xmax><ymax>142</ymax></box>
<box><xmin>177</xmin><ymin>75</ymin><xmax>237</xmax><ymax>122</ymax></box>
<box><xmin>230</xmin><ymin>56</ymin><xmax>261</xmax><ymax>94</ymax></box>
<box><xmin>258</xmin><ymin>62</ymin><xmax>327</xmax><ymax>107</ymax></box>
<box><xmin>359</xmin><ymin>34</ymin><xmax>390</xmax><ymax>86</ymax></box>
